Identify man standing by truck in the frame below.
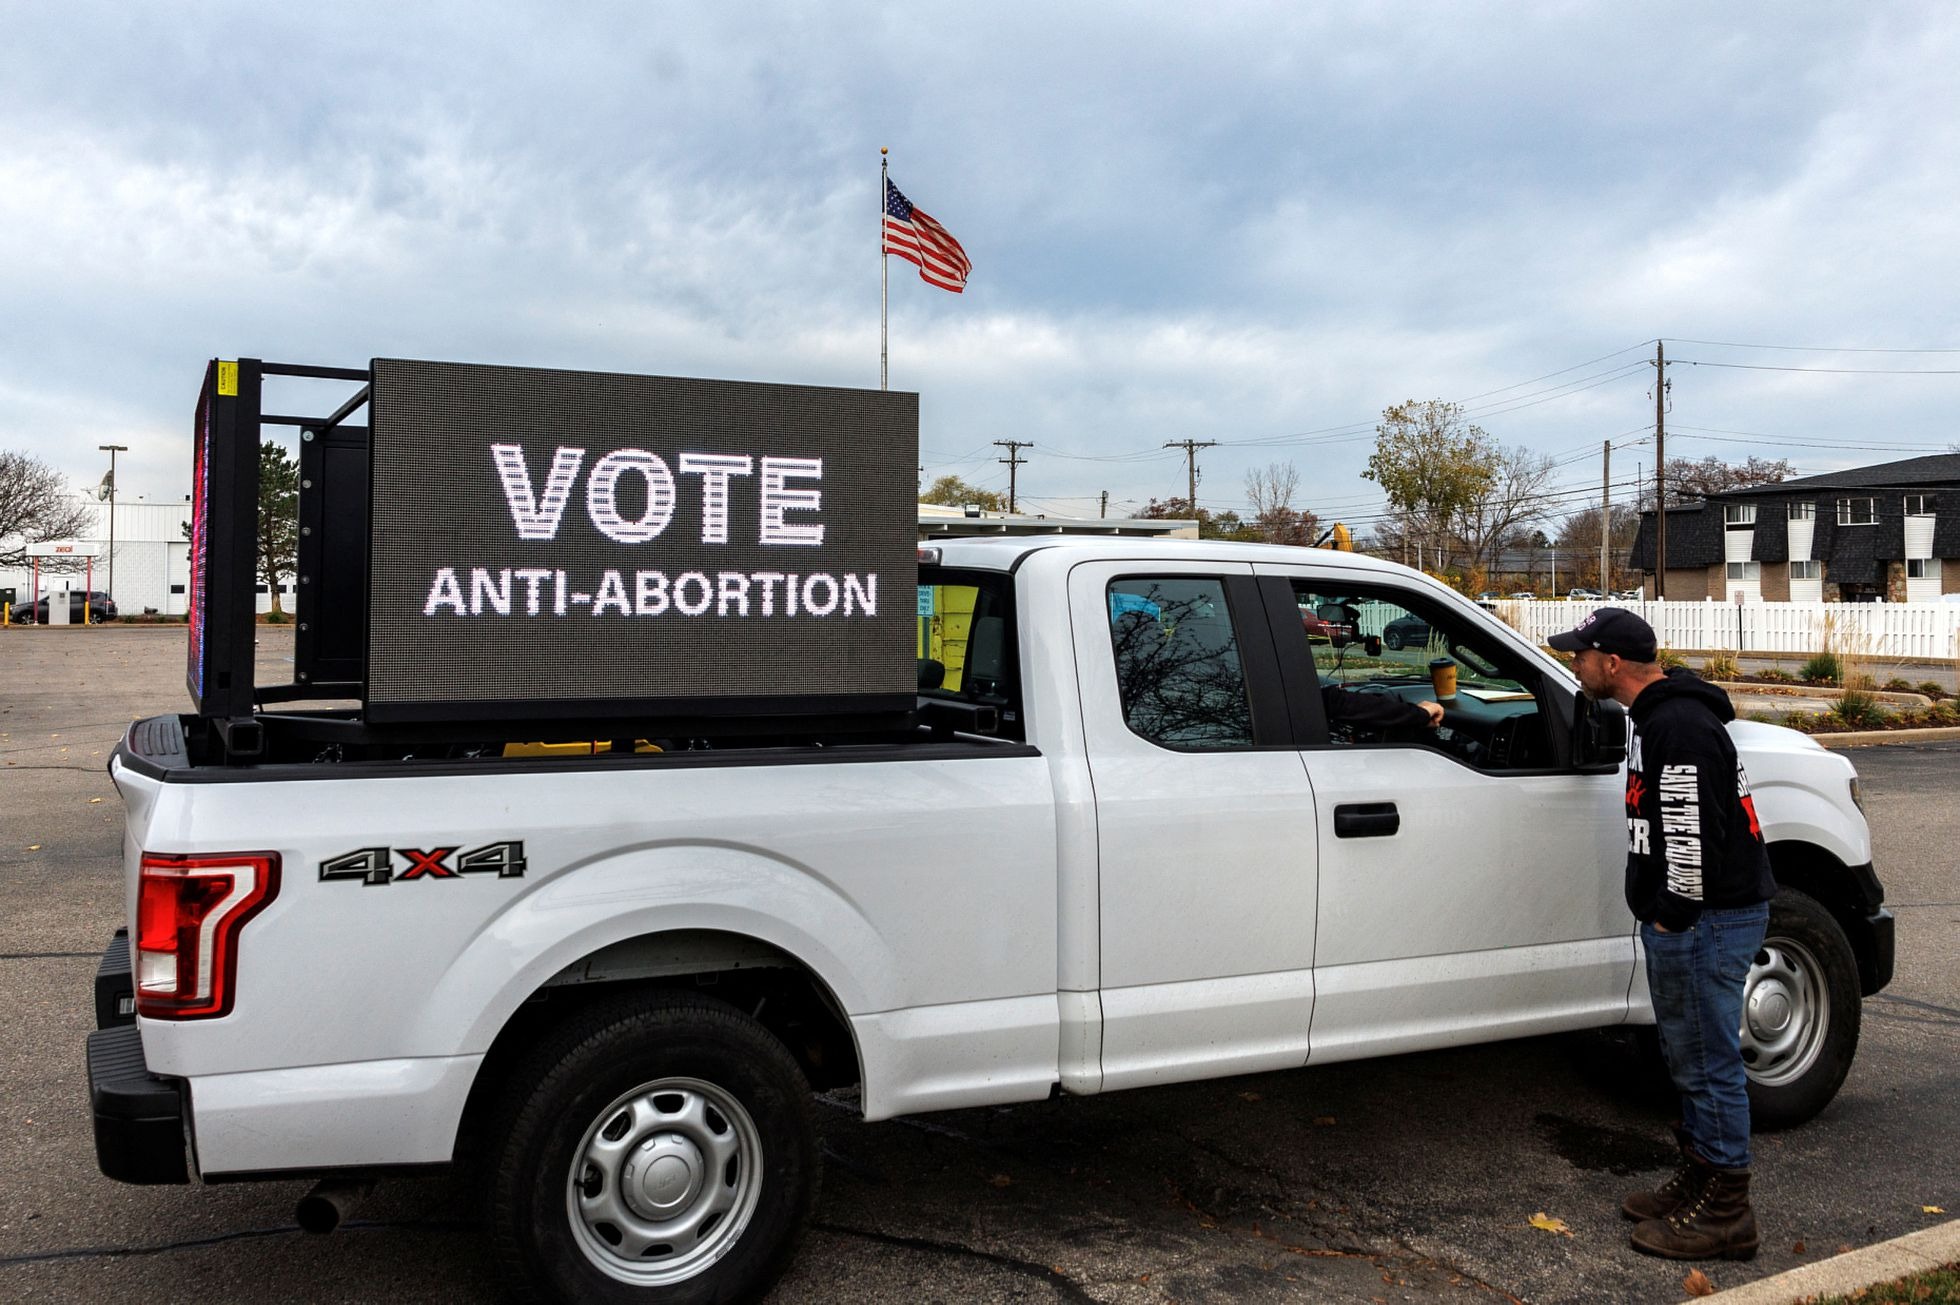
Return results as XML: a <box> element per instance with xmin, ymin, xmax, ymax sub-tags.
<box><xmin>1552</xmin><ymin>608</ymin><xmax>1776</xmax><ymax>1262</ymax></box>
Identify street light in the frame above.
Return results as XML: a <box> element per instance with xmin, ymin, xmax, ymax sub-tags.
<box><xmin>99</xmin><ymin>444</ymin><xmax>128</xmax><ymax>602</ymax></box>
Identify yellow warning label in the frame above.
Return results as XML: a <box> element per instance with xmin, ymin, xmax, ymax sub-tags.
<box><xmin>217</xmin><ymin>361</ymin><xmax>239</xmax><ymax>396</ymax></box>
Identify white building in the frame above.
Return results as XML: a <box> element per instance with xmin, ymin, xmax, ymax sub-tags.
<box><xmin>1</xmin><ymin>495</ymin><xmax>291</xmax><ymax>618</ymax></box>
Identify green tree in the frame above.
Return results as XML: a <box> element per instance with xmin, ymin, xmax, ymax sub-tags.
<box><xmin>178</xmin><ymin>439</ymin><xmax>300</xmax><ymax>614</ymax></box>
<box><xmin>919</xmin><ymin>474</ymin><xmax>1007</xmax><ymax>513</ymax></box>
<box><xmin>258</xmin><ymin>440</ymin><xmax>299</xmax><ymax>614</ymax></box>
<box><xmin>1363</xmin><ymin>400</ymin><xmax>1497</xmax><ymax>571</ymax></box>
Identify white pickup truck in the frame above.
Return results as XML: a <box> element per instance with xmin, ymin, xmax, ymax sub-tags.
<box><xmin>91</xmin><ymin>536</ymin><xmax>1894</xmax><ymax>1304</ymax></box>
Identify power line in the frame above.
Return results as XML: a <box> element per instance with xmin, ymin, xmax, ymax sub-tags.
<box><xmin>1678</xmin><ymin>359</ymin><xmax>1960</xmax><ymax>375</ymax></box>
<box><xmin>1664</xmin><ymin>337</ymin><xmax>1960</xmax><ymax>354</ymax></box>
<box><xmin>1455</xmin><ymin>340</ymin><xmax>1657</xmax><ymax>401</ymax></box>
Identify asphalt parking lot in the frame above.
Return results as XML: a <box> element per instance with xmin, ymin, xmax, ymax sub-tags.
<box><xmin>2</xmin><ymin>624</ymin><xmax>1955</xmax><ymax>1303</ymax></box>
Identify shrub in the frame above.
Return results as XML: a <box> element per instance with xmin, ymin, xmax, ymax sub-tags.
<box><xmin>263</xmin><ymin>610</ymin><xmax>288</xmax><ymax>625</ymax></box>
<box><xmin>1700</xmin><ymin>653</ymin><xmax>1740</xmax><ymax>681</ymax></box>
<box><xmin>1883</xmin><ymin>677</ymin><xmax>1914</xmax><ymax>693</ymax></box>
<box><xmin>1755</xmin><ymin>667</ymin><xmax>1794</xmax><ymax>683</ymax></box>
<box><xmin>1800</xmin><ymin>651</ymin><xmax>1841</xmax><ymax>684</ymax></box>
<box><xmin>1916</xmin><ymin>681</ymin><xmax>1947</xmax><ymax>700</ymax></box>
<box><xmin>1930</xmin><ymin>699</ymin><xmax>1960</xmax><ymax>724</ymax></box>
<box><xmin>1657</xmin><ymin>647</ymin><xmax>1687</xmax><ymax>670</ymax></box>
<box><xmin>1781</xmin><ymin>711</ymin><xmax>1820</xmax><ymax>733</ymax></box>
<box><xmin>1833</xmin><ymin>688</ymin><xmax>1888</xmax><ymax>730</ymax></box>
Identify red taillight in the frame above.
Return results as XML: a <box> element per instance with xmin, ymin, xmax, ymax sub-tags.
<box><xmin>135</xmin><ymin>852</ymin><xmax>280</xmax><ymax>1020</ymax></box>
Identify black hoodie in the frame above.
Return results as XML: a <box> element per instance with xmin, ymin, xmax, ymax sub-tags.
<box><xmin>1624</xmin><ymin>668</ymin><xmax>1776</xmax><ymax>931</ymax></box>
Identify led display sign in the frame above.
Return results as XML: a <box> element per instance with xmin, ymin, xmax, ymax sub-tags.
<box><xmin>364</xmin><ymin>359</ymin><xmax>919</xmax><ymax>722</ymax></box>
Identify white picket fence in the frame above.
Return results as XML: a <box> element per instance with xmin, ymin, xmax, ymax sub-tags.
<box><xmin>1492</xmin><ymin>599</ymin><xmax>1960</xmax><ymax>660</ymax></box>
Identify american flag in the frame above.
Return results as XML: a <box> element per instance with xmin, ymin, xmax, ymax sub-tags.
<box><xmin>882</xmin><ymin>178</ymin><xmax>971</xmax><ymax>293</ymax></box>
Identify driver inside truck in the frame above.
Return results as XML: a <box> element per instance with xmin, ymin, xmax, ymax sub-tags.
<box><xmin>1315</xmin><ymin>599</ymin><xmax>1444</xmax><ymax>734</ymax></box>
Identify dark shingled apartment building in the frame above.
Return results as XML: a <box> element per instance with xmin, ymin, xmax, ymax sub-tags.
<box><xmin>1629</xmin><ymin>453</ymin><xmax>1960</xmax><ymax>603</ymax></box>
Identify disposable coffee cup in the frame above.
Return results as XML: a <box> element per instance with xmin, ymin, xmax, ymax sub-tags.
<box><xmin>1429</xmin><ymin>657</ymin><xmax>1458</xmax><ymax>701</ymax></box>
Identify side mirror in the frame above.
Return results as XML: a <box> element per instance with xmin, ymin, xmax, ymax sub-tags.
<box><xmin>1573</xmin><ymin>696</ymin><xmax>1628</xmax><ymax>768</ymax></box>
<box><xmin>1363</xmin><ymin>634</ymin><xmax>1382</xmax><ymax>659</ymax></box>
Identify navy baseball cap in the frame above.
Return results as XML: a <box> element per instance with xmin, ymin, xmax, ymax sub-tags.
<box><xmin>1547</xmin><ymin>607</ymin><xmax>1658</xmax><ymax>661</ymax></box>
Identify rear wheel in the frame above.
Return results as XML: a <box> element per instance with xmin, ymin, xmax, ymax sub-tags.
<box><xmin>489</xmin><ymin>991</ymin><xmax>819</xmax><ymax>1303</ymax></box>
<box><xmin>1383</xmin><ymin>630</ymin><xmax>1405</xmax><ymax>651</ymax></box>
<box><xmin>1743</xmin><ymin>889</ymin><xmax>1861</xmax><ymax>1130</ymax></box>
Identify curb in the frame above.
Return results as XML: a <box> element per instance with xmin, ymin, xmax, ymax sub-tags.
<box><xmin>1699</xmin><ymin>1217</ymin><xmax>1960</xmax><ymax>1303</ymax></box>
<box><xmin>1712</xmin><ymin>681</ymin><xmax>1933</xmax><ymax>708</ymax></box>
<box><xmin>1811</xmin><ymin>726</ymin><xmax>1960</xmax><ymax>749</ymax></box>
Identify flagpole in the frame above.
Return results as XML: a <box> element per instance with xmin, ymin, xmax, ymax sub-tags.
<box><xmin>879</xmin><ymin>147</ymin><xmax>889</xmax><ymax>391</ymax></box>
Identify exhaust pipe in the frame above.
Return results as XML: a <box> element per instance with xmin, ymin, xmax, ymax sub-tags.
<box><xmin>296</xmin><ymin>1177</ymin><xmax>374</xmax><ymax>1234</ymax></box>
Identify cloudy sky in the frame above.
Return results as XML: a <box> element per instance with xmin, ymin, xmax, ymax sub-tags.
<box><xmin>5</xmin><ymin>2</ymin><xmax>1958</xmax><ymax>535</ymax></box>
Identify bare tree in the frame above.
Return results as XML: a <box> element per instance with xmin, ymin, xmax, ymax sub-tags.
<box><xmin>1643</xmin><ymin>455</ymin><xmax>1792</xmax><ymax>509</ymax></box>
<box><xmin>1557</xmin><ymin>502</ymin><xmax>1641</xmax><ymax>589</ymax></box>
<box><xmin>1454</xmin><ymin>445</ymin><xmax>1555</xmax><ymax>573</ymax></box>
<box><xmin>1242</xmin><ymin>461</ymin><xmax>1319</xmax><ymax>546</ymax></box>
<box><xmin>0</xmin><ymin>450</ymin><xmax>94</xmax><ymax>572</ymax></box>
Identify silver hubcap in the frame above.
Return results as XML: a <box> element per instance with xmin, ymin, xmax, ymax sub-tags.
<box><xmin>567</xmin><ymin>1077</ymin><xmax>763</xmax><ymax>1285</ymax></box>
<box><xmin>1740</xmin><ymin>936</ymin><xmax>1828</xmax><ymax>1088</ymax></box>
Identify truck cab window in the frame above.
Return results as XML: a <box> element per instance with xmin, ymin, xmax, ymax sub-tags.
<box><xmin>1291</xmin><ymin>583</ymin><xmax>1552</xmax><ymax>769</ymax></box>
<box><xmin>1106</xmin><ymin>578</ymin><xmax>1254</xmax><ymax>751</ymax></box>
<box><xmin>917</xmin><ymin>571</ymin><xmax>1024</xmax><ymax>740</ymax></box>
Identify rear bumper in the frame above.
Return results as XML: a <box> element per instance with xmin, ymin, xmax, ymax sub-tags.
<box><xmin>87</xmin><ymin>1025</ymin><xmax>189</xmax><ymax>1185</ymax></box>
<box><xmin>87</xmin><ymin>930</ymin><xmax>189</xmax><ymax>1184</ymax></box>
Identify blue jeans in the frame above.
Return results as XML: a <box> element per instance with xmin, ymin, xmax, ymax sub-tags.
<box><xmin>1642</xmin><ymin>902</ymin><xmax>1770</xmax><ymax>1171</ymax></box>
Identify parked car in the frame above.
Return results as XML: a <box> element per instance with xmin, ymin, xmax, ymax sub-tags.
<box><xmin>24</xmin><ymin>590</ymin><xmax>117</xmax><ymax>623</ymax></box>
<box><xmin>1505</xmin><ymin>590</ymin><xmax>1537</xmax><ymax>600</ymax></box>
<box><xmin>1380</xmin><ymin>613</ymin><xmax>1431</xmax><ymax>650</ymax></box>
<box><xmin>1566</xmin><ymin>587</ymin><xmax>1603</xmax><ymax>601</ymax></box>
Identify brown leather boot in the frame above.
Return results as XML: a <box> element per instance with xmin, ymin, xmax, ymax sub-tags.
<box><xmin>1620</xmin><ymin>1141</ymin><xmax>1712</xmax><ymax>1222</ymax></box>
<box><xmin>1630</xmin><ymin>1167</ymin><xmax>1759</xmax><ymax>1261</ymax></box>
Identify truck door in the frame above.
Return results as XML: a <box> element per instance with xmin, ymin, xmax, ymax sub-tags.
<box><xmin>1068</xmin><ymin>560</ymin><xmax>1321</xmax><ymax>1092</ymax></box>
<box><xmin>1249</xmin><ymin>567</ymin><xmax>1633</xmax><ymax>1065</ymax></box>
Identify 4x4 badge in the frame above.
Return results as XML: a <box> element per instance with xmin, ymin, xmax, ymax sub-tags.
<box><xmin>319</xmin><ymin>841</ymin><xmax>527</xmax><ymax>887</ymax></box>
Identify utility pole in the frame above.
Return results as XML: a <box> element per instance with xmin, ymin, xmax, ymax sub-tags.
<box><xmin>1653</xmin><ymin>340</ymin><xmax>1668</xmax><ymax>598</ymax></box>
<box><xmin>1163</xmin><ymin>439</ymin><xmax>1216</xmax><ymax>515</ymax></box>
<box><xmin>994</xmin><ymin>440</ymin><xmax>1031</xmax><ymax>514</ymax></box>
<box><xmin>1099</xmin><ymin>490</ymin><xmax>1108</xmax><ymax>519</ymax></box>
<box><xmin>98</xmin><ymin>443</ymin><xmax>128</xmax><ymax>600</ymax></box>
<box><xmin>1600</xmin><ymin>439</ymin><xmax>1612</xmax><ymax>595</ymax></box>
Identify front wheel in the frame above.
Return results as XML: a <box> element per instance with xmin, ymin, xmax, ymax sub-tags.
<box><xmin>490</xmin><ymin>992</ymin><xmax>819</xmax><ymax>1304</ymax></box>
<box><xmin>1743</xmin><ymin>888</ymin><xmax>1862</xmax><ymax>1130</ymax></box>
<box><xmin>1383</xmin><ymin>631</ymin><xmax>1405</xmax><ymax>651</ymax></box>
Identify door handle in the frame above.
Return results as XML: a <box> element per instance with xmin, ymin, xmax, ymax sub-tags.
<box><xmin>1334</xmin><ymin>802</ymin><xmax>1400</xmax><ymax>838</ymax></box>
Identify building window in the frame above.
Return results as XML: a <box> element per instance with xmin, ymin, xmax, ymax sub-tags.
<box><xmin>1904</xmin><ymin>494</ymin><xmax>1933</xmax><ymax>516</ymax></box>
<box><xmin>170</xmin><ymin>584</ymin><xmax>186</xmax><ymax>594</ymax></box>
<box><xmin>1837</xmin><ymin>497</ymin><xmax>1876</xmax><ymax>526</ymax></box>
<box><xmin>1725</xmin><ymin>561</ymin><xmax>1761</xmax><ymax>581</ymax></box>
<box><xmin>1724</xmin><ymin>504</ymin><xmax>1756</xmax><ymax>528</ymax></box>
<box><xmin>1907</xmin><ymin>559</ymin><xmax>1929</xmax><ymax>579</ymax></box>
<box><xmin>1788</xmin><ymin>501</ymin><xmax>1815</xmax><ymax>521</ymax></box>
<box><xmin>1790</xmin><ymin>561</ymin><xmax>1820</xmax><ymax>580</ymax></box>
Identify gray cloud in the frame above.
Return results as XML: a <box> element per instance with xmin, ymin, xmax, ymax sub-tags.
<box><xmin>2</xmin><ymin>1</ymin><xmax>1956</xmax><ymax>523</ymax></box>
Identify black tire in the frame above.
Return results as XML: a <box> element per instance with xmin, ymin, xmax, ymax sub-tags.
<box><xmin>489</xmin><ymin>991</ymin><xmax>819</xmax><ymax>1304</ymax></box>
<box><xmin>1744</xmin><ymin>889</ymin><xmax>1861</xmax><ymax>1130</ymax></box>
<box><xmin>1383</xmin><ymin>630</ymin><xmax>1404</xmax><ymax>651</ymax></box>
